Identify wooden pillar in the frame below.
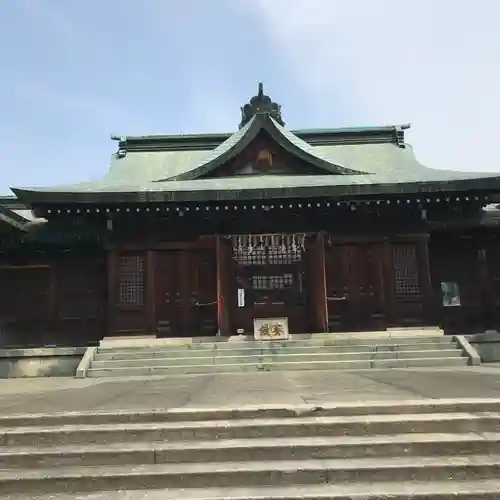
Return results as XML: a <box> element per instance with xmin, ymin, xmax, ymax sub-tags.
<box><xmin>310</xmin><ymin>233</ymin><xmax>328</xmax><ymax>332</ymax></box>
<box><xmin>216</xmin><ymin>236</ymin><xmax>231</xmax><ymax>336</ymax></box>
<box><xmin>179</xmin><ymin>250</ymin><xmax>190</xmax><ymax>336</ymax></box>
<box><xmin>145</xmin><ymin>250</ymin><xmax>156</xmax><ymax>334</ymax></box>
<box><xmin>416</xmin><ymin>234</ymin><xmax>437</xmax><ymax>325</ymax></box>
<box><xmin>48</xmin><ymin>260</ymin><xmax>58</xmax><ymax>321</ymax></box>
<box><xmin>381</xmin><ymin>240</ymin><xmax>397</xmax><ymax>326</ymax></box>
<box><xmin>106</xmin><ymin>250</ymin><xmax>118</xmax><ymax>335</ymax></box>
<box><xmin>477</xmin><ymin>238</ymin><xmax>494</xmax><ymax>328</ymax></box>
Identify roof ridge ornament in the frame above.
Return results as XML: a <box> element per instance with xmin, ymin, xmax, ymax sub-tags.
<box><xmin>239</xmin><ymin>82</ymin><xmax>285</xmax><ymax>129</ymax></box>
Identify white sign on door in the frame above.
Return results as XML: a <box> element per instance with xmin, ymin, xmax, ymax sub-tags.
<box><xmin>237</xmin><ymin>288</ymin><xmax>245</xmax><ymax>308</ymax></box>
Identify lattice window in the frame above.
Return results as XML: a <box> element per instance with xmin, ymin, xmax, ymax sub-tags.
<box><xmin>233</xmin><ymin>246</ymin><xmax>302</xmax><ymax>265</ymax></box>
<box><xmin>251</xmin><ymin>273</ymin><xmax>294</xmax><ymax>290</ymax></box>
<box><xmin>234</xmin><ymin>247</ymin><xmax>267</xmax><ymax>265</ymax></box>
<box><xmin>267</xmin><ymin>246</ymin><xmax>302</xmax><ymax>264</ymax></box>
<box><xmin>118</xmin><ymin>255</ymin><xmax>144</xmax><ymax>306</ymax></box>
<box><xmin>392</xmin><ymin>245</ymin><xmax>420</xmax><ymax>294</ymax></box>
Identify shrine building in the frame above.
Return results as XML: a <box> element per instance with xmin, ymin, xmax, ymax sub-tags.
<box><xmin>2</xmin><ymin>84</ymin><xmax>500</xmax><ymax>348</ymax></box>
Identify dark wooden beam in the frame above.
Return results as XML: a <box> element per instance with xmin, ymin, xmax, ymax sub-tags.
<box><xmin>416</xmin><ymin>234</ymin><xmax>437</xmax><ymax>325</ymax></box>
<box><xmin>216</xmin><ymin>236</ymin><xmax>231</xmax><ymax>336</ymax></box>
<box><xmin>106</xmin><ymin>250</ymin><xmax>118</xmax><ymax>335</ymax></box>
<box><xmin>310</xmin><ymin>234</ymin><xmax>328</xmax><ymax>332</ymax></box>
<box><xmin>145</xmin><ymin>250</ymin><xmax>156</xmax><ymax>334</ymax></box>
<box><xmin>381</xmin><ymin>241</ymin><xmax>397</xmax><ymax>326</ymax></box>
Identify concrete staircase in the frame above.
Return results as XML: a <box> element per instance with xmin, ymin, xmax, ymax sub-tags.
<box><xmin>85</xmin><ymin>333</ymin><xmax>470</xmax><ymax>378</ymax></box>
<box><xmin>1</xmin><ymin>399</ymin><xmax>500</xmax><ymax>498</ymax></box>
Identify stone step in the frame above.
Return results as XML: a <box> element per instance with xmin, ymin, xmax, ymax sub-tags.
<box><xmin>94</xmin><ymin>342</ymin><xmax>458</xmax><ymax>361</ymax></box>
<box><xmin>96</xmin><ymin>335</ymin><xmax>452</xmax><ymax>353</ymax></box>
<box><xmin>0</xmin><ymin>455</ymin><xmax>499</xmax><ymax>495</ymax></box>
<box><xmin>2</xmin><ymin>398</ymin><xmax>500</xmax><ymax>427</ymax></box>
<box><xmin>87</xmin><ymin>355</ymin><xmax>468</xmax><ymax>377</ymax></box>
<box><xmin>91</xmin><ymin>349</ymin><xmax>464</xmax><ymax>369</ymax></box>
<box><xmin>2</xmin><ymin>433</ymin><xmax>500</xmax><ymax>469</ymax></box>
<box><xmin>3</xmin><ymin>412</ymin><xmax>499</xmax><ymax>446</ymax></box>
<box><xmin>5</xmin><ymin>481</ymin><xmax>500</xmax><ymax>499</ymax></box>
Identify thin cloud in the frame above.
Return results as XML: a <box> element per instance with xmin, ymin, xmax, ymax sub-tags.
<box><xmin>16</xmin><ymin>0</ymin><xmax>77</xmax><ymax>43</ymax></box>
<box><xmin>245</xmin><ymin>0</ymin><xmax>500</xmax><ymax>172</ymax></box>
<box><xmin>14</xmin><ymin>84</ymin><xmax>136</xmax><ymax>133</ymax></box>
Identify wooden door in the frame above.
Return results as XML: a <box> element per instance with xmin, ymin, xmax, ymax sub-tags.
<box><xmin>390</xmin><ymin>241</ymin><xmax>430</xmax><ymax>327</ymax></box>
<box><xmin>325</xmin><ymin>243</ymin><xmax>386</xmax><ymax>331</ymax></box>
<box><xmin>186</xmin><ymin>249</ymin><xmax>218</xmax><ymax>336</ymax></box>
<box><xmin>351</xmin><ymin>244</ymin><xmax>386</xmax><ymax>330</ymax></box>
<box><xmin>155</xmin><ymin>251</ymin><xmax>183</xmax><ymax>336</ymax></box>
<box><xmin>155</xmin><ymin>249</ymin><xmax>217</xmax><ymax>337</ymax></box>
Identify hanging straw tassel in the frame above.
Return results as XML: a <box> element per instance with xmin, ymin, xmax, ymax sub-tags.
<box><xmin>248</xmin><ymin>234</ymin><xmax>253</xmax><ymax>254</ymax></box>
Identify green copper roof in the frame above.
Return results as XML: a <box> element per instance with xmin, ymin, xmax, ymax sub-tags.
<box><xmin>161</xmin><ymin>113</ymin><xmax>364</xmax><ymax>182</ymax></box>
<box><xmin>11</xmin><ymin>113</ymin><xmax>500</xmax><ymax>204</ymax></box>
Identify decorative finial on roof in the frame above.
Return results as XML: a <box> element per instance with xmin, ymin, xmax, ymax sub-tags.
<box><xmin>239</xmin><ymin>82</ymin><xmax>284</xmax><ymax>129</ymax></box>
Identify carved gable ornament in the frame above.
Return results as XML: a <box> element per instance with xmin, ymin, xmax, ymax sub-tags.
<box><xmin>237</xmin><ymin>147</ymin><xmax>284</xmax><ymax>175</ymax></box>
<box><xmin>256</xmin><ymin>148</ymin><xmax>273</xmax><ymax>167</ymax></box>
<box><xmin>239</xmin><ymin>83</ymin><xmax>284</xmax><ymax>129</ymax></box>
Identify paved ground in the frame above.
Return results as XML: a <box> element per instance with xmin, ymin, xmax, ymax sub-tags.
<box><xmin>2</xmin><ymin>365</ymin><xmax>500</xmax><ymax>415</ymax></box>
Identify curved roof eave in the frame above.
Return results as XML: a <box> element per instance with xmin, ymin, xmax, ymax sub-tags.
<box><xmin>157</xmin><ymin>112</ymin><xmax>366</xmax><ymax>182</ymax></box>
<box><xmin>0</xmin><ymin>205</ymin><xmax>30</xmax><ymax>232</ymax></box>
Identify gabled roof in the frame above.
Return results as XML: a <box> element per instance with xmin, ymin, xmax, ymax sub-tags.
<box><xmin>160</xmin><ymin>112</ymin><xmax>365</xmax><ymax>181</ymax></box>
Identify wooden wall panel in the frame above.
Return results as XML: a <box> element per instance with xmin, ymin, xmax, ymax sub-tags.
<box><xmin>0</xmin><ymin>253</ymin><xmax>107</xmax><ymax>348</ymax></box>
<box><xmin>56</xmin><ymin>256</ymin><xmax>107</xmax><ymax>319</ymax></box>
<box><xmin>0</xmin><ymin>265</ymin><xmax>51</xmax><ymax>322</ymax></box>
<box><xmin>54</xmin><ymin>254</ymin><xmax>107</xmax><ymax>343</ymax></box>
<box><xmin>485</xmin><ymin>241</ymin><xmax>500</xmax><ymax>329</ymax></box>
<box><xmin>429</xmin><ymin>235</ymin><xmax>485</xmax><ymax>333</ymax></box>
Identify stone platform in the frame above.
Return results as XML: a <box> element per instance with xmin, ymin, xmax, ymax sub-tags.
<box><xmin>3</xmin><ymin>365</ymin><xmax>500</xmax><ymax>415</ymax></box>
<box><xmin>79</xmin><ymin>328</ymin><xmax>476</xmax><ymax>378</ymax></box>
<box><xmin>2</xmin><ymin>396</ymin><xmax>500</xmax><ymax>498</ymax></box>
<box><xmin>2</xmin><ymin>367</ymin><xmax>500</xmax><ymax>498</ymax></box>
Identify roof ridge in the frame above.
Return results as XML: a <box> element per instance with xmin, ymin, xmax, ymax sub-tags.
<box><xmin>116</xmin><ymin>124</ymin><xmax>410</xmax><ymax>142</ymax></box>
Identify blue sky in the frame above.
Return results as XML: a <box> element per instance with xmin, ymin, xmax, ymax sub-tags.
<box><xmin>0</xmin><ymin>0</ymin><xmax>499</xmax><ymax>194</ymax></box>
